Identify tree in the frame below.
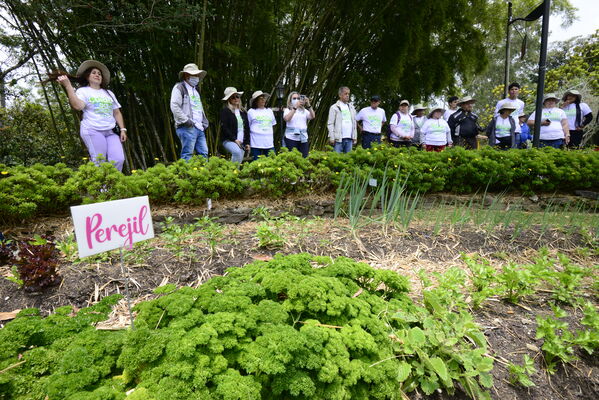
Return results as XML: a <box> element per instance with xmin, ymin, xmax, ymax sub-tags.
<box><xmin>0</xmin><ymin>0</ymin><xmax>531</xmax><ymax>167</ymax></box>
<box><xmin>0</xmin><ymin>27</ymin><xmax>34</xmax><ymax>110</ymax></box>
<box><xmin>461</xmin><ymin>0</ymin><xmax>575</xmax><ymax>114</ymax></box>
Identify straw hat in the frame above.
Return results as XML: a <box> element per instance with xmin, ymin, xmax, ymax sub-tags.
<box><xmin>428</xmin><ymin>107</ymin><xmax>445</xmax><ymax>118</ymax></box>
<box><xmin>178</xmin><ymin>63</ymin><xmax>207</xmax><ymax>80</ymax></box>
<box><xmin>222</xmin><ymin>87</ymin><xmax>244</xmax><ymax>101</ymax></box>
<box><xmin>498</xmin><ymin>102</ymin><xmax>518</xmax><ymax>112</ymax></box>
<box><xmin>411</xmin><ymin>104</ymin><xmax>427</xmax><ymax>115</ymax></box>
<box><xmin>76</xmin><ymin>60</ymin><xmax>110</xmax><ymax>85</ymax></box>
<box><xmin>250</xmin><ymin>90</ymin><xmax>271</xmax><ymax>104</ymax></box>
<box><xmin>542</xmin><ymin>93</ymin><xmax>559</xmax><ymax>104</ymax></box>
<box><xmin>457</xmin><ymin>96</ymin><xmax>476</xmax><ymax>105</ymax></box>
<box><xmin>562</xmin><ymin>89</ymin><xmax>582</xmax><ymax>102</ymax></box>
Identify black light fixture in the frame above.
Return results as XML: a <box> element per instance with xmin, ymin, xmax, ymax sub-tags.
<box><xmin>276</xmin><ymin>81</ymin><xmax>285</xmax><ymax>101</ymax></box>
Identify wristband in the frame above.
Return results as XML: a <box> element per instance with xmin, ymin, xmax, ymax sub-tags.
<box><xmin>120</xmin><ymin>128</ymin><xmax>127</xmax><ymax>132</ymax></box>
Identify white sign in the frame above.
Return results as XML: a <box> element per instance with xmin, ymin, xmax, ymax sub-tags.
<box><xmin>71</xmin><ymin>196</ymin><xmax>154</xmax><ymax>258</ymax></box>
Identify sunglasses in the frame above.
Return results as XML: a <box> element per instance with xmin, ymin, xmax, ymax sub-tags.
<box><xmin>292</xmin><ymin>97</ymin><xmax>300</xmax><ymax>100</ymax></box>
<box><xmin>230</xmin><ymin>94</ymin><xmax>240</xmax><ymax>99</ymax></box>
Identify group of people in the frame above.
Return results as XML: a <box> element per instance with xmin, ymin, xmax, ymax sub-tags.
<box><xmin>52</xmin><ymin>61</ymin><xmax>594</xmax><ymax>171</ymax></box>
<box><xmin>329</xmin><ymin>83</ymin><xmax>594</xmax><ymax>153</ymax></box>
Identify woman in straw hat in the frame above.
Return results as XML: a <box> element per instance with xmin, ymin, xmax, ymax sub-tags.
<box><xmin>50</xmin><ymin>60</ymin><xmax>127</xmax><ymax>171</ymax></box>
<box><xmin>561</xmin><ymin>90</ymin><xmax>593</xmax><ymax>148</ymax></box>
<box><xmin>420</xmin><ymin>107</ymin><xmax>452</xmax><ymax>152</ymax></box>
<box><xmin>247</xmin><ymin>90</ymin><xmax>277</xmax><ymax>160</ymax></box>
<box><xmin>283</xmin><ymin>91</ymin><xmax>315</xmax><ymax>157</ymax></box>
<box><xmin>220</xmin><ymin>87</ymin><xmax>250</xmax><ymax>163</ymax></box>
<box><xmin>527</xmin><ymin>94</ymin><xmax>569</xmax><ymax>149</ymax></box>
<box><xmin>485</xmin><ymin>102</ymin><xmax>520</xmax><ymax>150</ymax></box>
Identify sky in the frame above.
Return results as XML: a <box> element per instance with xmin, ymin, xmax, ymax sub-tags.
<box><xmin>549</xmin><ymin>0</ymin><xmax>599</xmax><ymax>43</ymax></box>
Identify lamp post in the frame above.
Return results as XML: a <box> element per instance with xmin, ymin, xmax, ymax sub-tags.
<box><xmin>276</xmin><ymin>81</ymin><xmax>285</xmax><ymax>149</ymax></box>
<box><xmin>503</xmin><ymin>1</ymin><xmax>513</xmax><ymax>98</ymax></box>
<box><xmin>508</xmin><ymin>0</ymin><xmax>551</xmax><ymax>148</ymax></box>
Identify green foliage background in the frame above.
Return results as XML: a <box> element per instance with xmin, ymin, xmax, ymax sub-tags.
<box><xmin>1</xmin><ymin>0</ymin><xmax>495</xmax><ymax>167</ymax></box>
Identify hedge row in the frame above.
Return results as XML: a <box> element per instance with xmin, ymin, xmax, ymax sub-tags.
<box><xmin>1</xmin><ymin>146</ymin><xmax>599</xmax><ymax>222</ymax></box>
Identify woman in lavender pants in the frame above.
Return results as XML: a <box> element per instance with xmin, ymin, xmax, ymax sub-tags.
<box><xmin>56</xmin><ymin>60</ymin><xmax>127</xmax><ymax>171</ymax></box>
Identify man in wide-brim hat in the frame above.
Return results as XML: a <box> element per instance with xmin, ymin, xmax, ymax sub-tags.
<box><xmin>170</xmin><ymin>63</ymin><xmax>210</xmax><ymax>160</ymax></box>
<box><xmin>561</xmin><ymin>89</ymin><xmax>593</xmax><ymax>148</ymax></box>
<box><xmin>447</xmin><ymin>96</ymin><xmax>484</xmax><ymax>149</ymax></box>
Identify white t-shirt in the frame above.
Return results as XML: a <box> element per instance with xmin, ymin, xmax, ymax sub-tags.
<box><xmin>284</xmin><ymin>108</ymin><xmax>312</xmax><ymax>133</ymax></box>
<box><xmin>421</xmin><ymin>118</ymin><xmax>451</xmax><ymax>146</ymax></box>
<box><xmin>339</xmin><ymin>103</ymin><xmax>353</xmax><ymax>138</ymax></box>
<box><xmin>389</xmin><ymin>112</ymin><xmax>414</xmax><ymax>140</ymax></box>
<box><xmin>356</xmin><ymin>107</ymin><xmax>386</xmax><ymax>134</ymax></box>
<box><xmin>76</xmin><ymin>86</ymin><xmax>121</xmax><ymax>131</ymax></box>
<box><xmin>234</xmin><ymin>109</ymin><xmax>244</xmax><ymax>143</ymax></box>
<box><xmin>495</xmin><ymin>116</ymin><xmax>521</xmax><ymax>138</ymax></box>
<box><xmin>528</xmin><ymin>108</ymin><xmax>567</xmax><ymax>140</ymax></box>
<box><xmin>184</xmin><ymin>82</ymin><xmax>205</xmax><ymax>130</ymax></box>
<box><xmin>494</xmin><ymin>98</ymin><xmax>525</xmax><ymax>117</ymax></box>
<box><xmin>443</xmin><ymin>109</ymin><xmax>458</xmax><ymax>121</ymax></box>
<box><xmin>248</xmin><ymin>108</ymin><xmax>276</xmax><ymax>148</ymax></box>
<box><xmin>562</xmin><ymin>103</ymin><xmax>592</xmax><ymax>130</ymax></box>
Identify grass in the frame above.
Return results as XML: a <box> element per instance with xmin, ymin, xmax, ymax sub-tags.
<box><xmin>333</xmin><ymin>167</ymin><xmax>599</xmax><ymax>239</ymax></box>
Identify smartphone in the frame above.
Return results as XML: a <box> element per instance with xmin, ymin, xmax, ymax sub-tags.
<box><xmin>300</xmin><ymin>95</ymin><xmax>306</xmax><ymax>101</ymax></box>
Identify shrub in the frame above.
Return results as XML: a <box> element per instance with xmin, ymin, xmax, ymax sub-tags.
<box><xmin>1</xmin><ymin>147</ymin><xmax>599</xmax><ymax>222</ymax></box>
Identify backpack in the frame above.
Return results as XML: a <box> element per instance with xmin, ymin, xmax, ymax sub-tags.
<box><xmin>386</xmin><ymin>112</ymin><xmax>412</xmax><ymax>137</ymax></box>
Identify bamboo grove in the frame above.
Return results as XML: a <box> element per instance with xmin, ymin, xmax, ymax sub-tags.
<box><xmin>3</xmin><ymin>0</ymin><xmax>497</xmax><ymax>169</ymax></box>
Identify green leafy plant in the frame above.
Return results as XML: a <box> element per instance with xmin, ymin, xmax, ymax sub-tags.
<box><xmin>194</xmin><ymin>216</ymin><xmax>225</xmax><ymax>256</ymax></box>
<box><xmin>507</xmin><ymin>355</ymin><xmax>536</xmax><ymax>388</ymax></box>
<box><xmin>535</xmin><ymin>305</ymin><xmax>577</xmax><ymax>373</ymax></box>
<box><xmin>256</xmin><ymin>222</ymin><xmax>285</xmax><ymax>249</ymax></box>
<box><xmin>55</xmin><ymin>234</ymin><xmax>78</xmax><ymax>261</ymax></box>
<box><xmin>497</xmin><ymin>263</ymin><xmax>538</xmax><ymax>303</ymax></box>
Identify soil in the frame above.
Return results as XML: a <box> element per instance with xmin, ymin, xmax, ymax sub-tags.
<box><xmin>0</xmin><ymin>196</ymin><xmax>598</xmax><ymax>399</ymax></box>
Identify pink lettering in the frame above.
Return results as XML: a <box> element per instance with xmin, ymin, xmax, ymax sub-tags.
<box><xmin>85</xmin><ymin>214</ymin><xmax>103</xmax><ymax>249</ymax></box>
<box><xmin>138</xmin><ymin>206</ymin><xmax>149</xmax><ymax>235</ymax></box>
<box><xmin>95</xmin><ymin>228</ymin><xmax>106</xmax><ymax>243</ymax></box>
<box><xmin>83</xmin><ymin>205</ymin><xmax>150</xmax><ymax>250</ymax></box>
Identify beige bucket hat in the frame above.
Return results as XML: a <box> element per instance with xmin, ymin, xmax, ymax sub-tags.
<box><xmin>542</xmin><ymin>93</ymin><xmax>559</xmax><ymax>104</ymax></box>
<box><xmin>411</xmin><ymin>104</ymin><xmax>427</xmax><ymax>115</ymax></box>
<box><xmin>498</xmin><ymin>102</ymin><xmax>518</xmax><ymax>112</ymax></box>
<box><xmin>457</xmin><ymin>96</ymin><xmax>476</xmax><ymax>105</ymax></box>
<box><xmin>428</xmin><ymin>106</ymin><xmax>445</xmax><ymax>118</ymax></box>
<box><xmin>179</xmin><ymin>63</ymin><xmax>207</xmax><ymax>80</ymax></box>
<box><xmin>222</xmin><ymin>87</ymin><xmax>244</xmax><ymax>101</ymax></box>
<box><xmin>562</xmin><ymin>89</ymin><xmax>582</xmax><ymax>102</ymax></box>
<box><xmin>250</xmin><ymin>90</ymin><xmax>271</xmax><ymax>104</ymax></box>
<box><xmin>399</xmin><ymin>99</ymin><xmax>410</xmax><ymax>106</ymax></box>
<box><xmin>76</xmin><ymin>60</ymin><xmax>110</xmax><ymax>85</ymax></box>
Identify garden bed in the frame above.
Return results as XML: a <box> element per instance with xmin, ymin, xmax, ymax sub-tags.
<box><xmin>1</xmin><ymin>198</ymin><xmax>598</xmax><ymax>399</ymax></box>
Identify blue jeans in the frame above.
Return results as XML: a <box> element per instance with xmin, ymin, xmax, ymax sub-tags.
<box><xmin>285</xmin><ymin>137</ymin><xmax>309</xmax><ymax>158</ymax></box>
<box><xmin>540</xmin><ymin>139</ymin><xmax>564</xmax><ymax>149</ymax></box>
<box><xmin>176</xmin><ymin>126</ymin><xmax>208</xmax><ymax>160</ymax></box>
<box><xmin>361</xmin><ymin>132</ymin><xmax>381</xmax><ymax>149</ymax></box>
<box><xmin>334</xmin><ymin>138</ymin><xmax>353</xmax><ymax>153</ymax></box>
<box><xmin>251</xmin><ymin>147</ymin><xmax>275</xmax><ymax>161</ymax></box>
<box><xmin>223</xmin><ymin>140</ymin><xmax>245</xmax><ymax>163</ymax></box>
